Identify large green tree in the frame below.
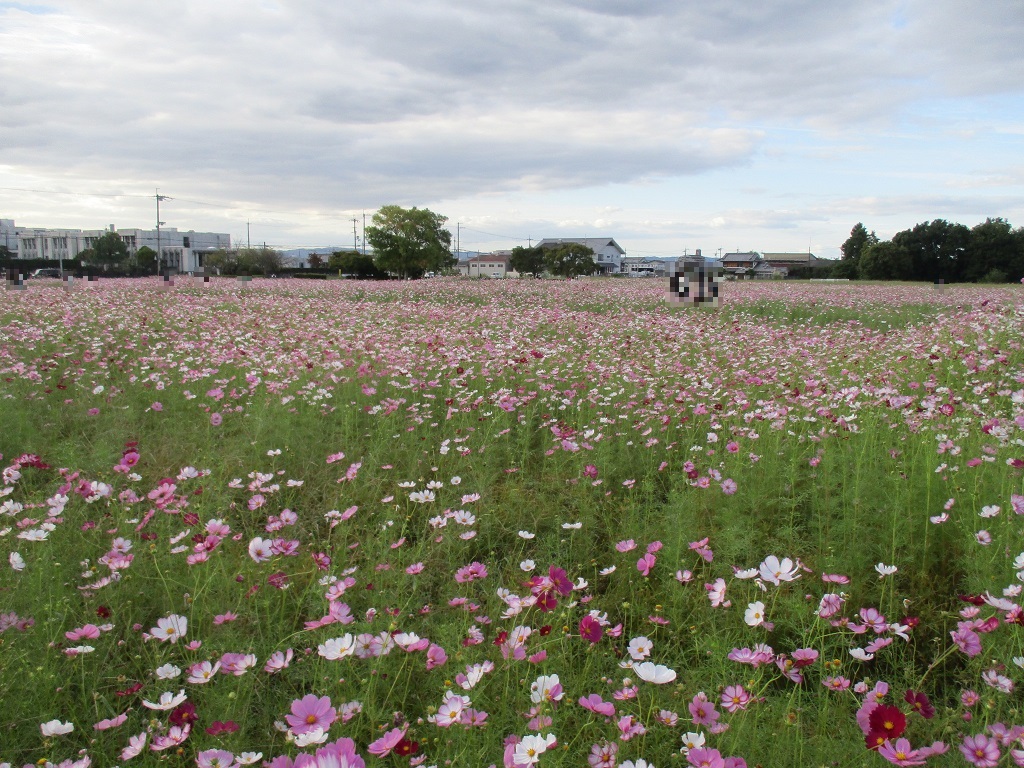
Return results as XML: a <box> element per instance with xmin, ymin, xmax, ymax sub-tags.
<box><xmin>365</xmin><ymin>206</ymin><xmax>454</xmax><ymax>279</ymax></box>
<box><xmin>962</xmin><ymin>218</ymin><xmax>1023</xmax><ymax>283</ymax></box>
<box><xmin>543</xmin><ymin>242</ymin><xmax>597</xmax><ymax>278</ymax></box>
<box><xmin>132</xmin><ymin>245</ymin><xmax>158</xmax><ymax>274</ymax></box>
<box><xmin>87</xmin><ymin>232</ymin><xmax>129</xmax><ymax>267</ymax></box>
<box><xmin>510</xmin><ymin>245</ymin><xmax>546</xmax><ymax>277</ymax></box>
<box><xmin>858</xmin><ymin>241</ymin><xmax>912</xmax><ymax>280</ymax></box>
<box><xmin>891</xmin><ymin>219</ymin><xmax>970</xmax><ymax>282</ymax></box>
<box><xmin>835</xmin><ymin>223</ymin><xmax>877</xmax><ymax>279</ymax></box>
<box><xmin>329</xmin><ymin>250</ymin><xmax>384</xmax><ymax>279</ymax></box>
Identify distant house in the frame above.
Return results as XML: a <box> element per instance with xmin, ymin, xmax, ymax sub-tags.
<box><xmin>762</xmin><ymin>252</ymin><xmax>821</xmax><ymax>270</ymax></box>
<box><xmin>536</xmin><ymin>238</ymin><xmax>625</xmax><ymax>274</ymax></box>
<box><xmin>460</xmin><ymin>252</ymin><xmax>512</xmax><ymax>278</ymax></box>
<box><xmin>621</xmin><ymin>256</ymin><xmax>672</xmax><ymax>277</ymax></box>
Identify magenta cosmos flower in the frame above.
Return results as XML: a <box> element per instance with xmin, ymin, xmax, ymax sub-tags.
<box><xmin>286</xmin><ymin>694</ymin><xmax>337</xmax><ymax>735</ymax></box>
<box><xmin>960</xmin><ymin>733</ymin><xmax>1000</xmax><ymax>767</ymax></box>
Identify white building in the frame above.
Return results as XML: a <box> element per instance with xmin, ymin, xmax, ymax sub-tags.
<box><xmin>460</xmin><ymin>252</ymin><xmax>513</xmax><ymax>277</ymax></box>
<box><xmin>1</xmin><ymin>219</ymin><xmax>18</xmax><ymax>255</ymax></box>
<box><xmin>536</xmin><ymin>238</ymin><xmax>625</xmax><ymax>274</ymax></box>
<box><xmin>15</xmin><ymin>224</ymin><xmax>230</xmax><ymax>272</ymax></box>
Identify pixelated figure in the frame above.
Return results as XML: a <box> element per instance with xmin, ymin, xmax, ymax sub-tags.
<box><xmin>5</xmin><ymin>268</ymin><xmax>26</xmax><ymax>291</ymax></box>
<box><xmin>934</xmin><ymin>278</ymin><xmax>947</xmax><ymax>292</ymax></box>
<box><xmin>666</xmin><ymin>262</ymin><xmax>722</xmax><ymax>307</ymax></box>
<box><xmin>62</xmin><ymin>274</ymin><xmax>75</xmax><ymax>291</ymax></box>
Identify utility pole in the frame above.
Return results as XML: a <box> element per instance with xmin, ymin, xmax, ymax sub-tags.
<box><xmin>156</xmin><ymin>189</ymin><xmax>170</xmax><ymax>276</ymax></box>
<box><xmin>246</xmin><ymin>221</ymin><xmax>251</xmax><ymax>250</ymax></box>
<box><xmin>352</xmin><ymin>218</ymin><xmax>358</xmax><ymax>252</ymax></box>
<box><xmin>362</xmin><ymin>212</ymin><xmax>367</xmax><ymax>254</ymax></box>
<box><xmin>456</xmin><ymin>223</ymin><xmax>460</xmax><ymax>258</ymax></box>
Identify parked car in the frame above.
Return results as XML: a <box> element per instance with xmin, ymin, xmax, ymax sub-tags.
<box><xmin>30</xmin><ymin>268</ymin><xmax>61</xmax><ymax>278</ymax></box>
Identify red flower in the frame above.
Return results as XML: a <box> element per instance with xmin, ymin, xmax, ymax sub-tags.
<box><xmin>867</xmin><ymin>704</ymin><xmax>906</xmax><ymax>740</ymax></box>
<box><xmin>169</xmin><ymin>702</ymin><xmax>198</xmax><ymax>727</ymax></box>
<box><xmin>904</xmin><ymin>690</ymin><xmax>935</xmax><ymax>719</ymax></box>
<box><xmin>394</xmin><ymin>738</ymin><xmax>420</xmax><ymax>756</ymax></box>
<box><xmin>115</xmin><ymin>682</ymin><xmax>143</xmax><ymax>697</ymax></box>
<box><xmin>206</xmin><ymin>720</ymin><xmax>239</xmax><ymax>736</ymax></box>
<box><xmin>96</xmin><ymin>605</ymin><xmax>111</xmax><ymax>619</ymax></box>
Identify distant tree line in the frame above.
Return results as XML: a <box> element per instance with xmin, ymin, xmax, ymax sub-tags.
<box><xmin>834</xmin><ymin>219</ymin><xmax>1024</xmax><ymax>283</ymax></box>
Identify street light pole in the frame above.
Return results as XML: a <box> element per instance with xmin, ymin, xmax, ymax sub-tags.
<box><xmin>156</xmin><ymin>189</ymin><xmax>170</xmax><ymax>276</ymax></box>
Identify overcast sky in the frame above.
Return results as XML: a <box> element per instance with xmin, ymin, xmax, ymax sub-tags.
<box><xmin>2</xmin><ymin>0</ymin><xmax>1023</xmax><ymax>258</ymax></box>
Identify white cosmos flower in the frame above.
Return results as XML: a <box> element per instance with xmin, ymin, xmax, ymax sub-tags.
<box><xmin>681</xmin><ymin>731</ymin><xmax>706</xmax><ymax>754</ymax></box>
<box><xmin>409</xmin><ymin>489</ymin><xmax>435</xmax><ymax>504</ymax></box>
<box><xmin>734</xmin><ymin>568</ymin><xmax>758</xmax><ymax>579</ymax></box>
<box><xmin>627</xmin><ymin>636</ymin><xmax>653</xmax><ymax>660</ymax></box>
<box><xmin>513</xmin><ymin>733</ymin><xmax>557</xmax><ymax>765</ymax></box>
<box><xmin>142</xmin><ymin>690</ymin><xmax>188</xmax><ymax>710</ymax></box>
<box><xmin>518</xmin><ymin>531</ymin><xmax>535</xmax><ymax>539</ymax></box>
<box><xmin>155</xmin><ymin>663</ymin><xmax>181</xmax><ymax>679</ymax></box>
<box><xmin>248</xmin><ymin>536</ymin><xmax>273</xmax><ymax>562</ymax></box>
<box><xmin>9</xmin><ymin>552</ymin><xmax>25</xmax><ymax>571</ymax></box>
<box><xmin>318</xmin><ymin>634</ymin><xmax>355</xmax><ymax>660</ymax></box>
<box><xmin>520</xmin><ymin>560</ymin><xmax>536</xmax><ymax>572</ymax></box>
<box><xmin>561</xmin><ymin>522</ymin><xmax>582</xmax><ymax>529</ymax></box>
<box><xmin>621</xmin><ymin>761</ymin><xmax>653</xmax><ymax>768</ymax></box>
<box><xmin>293</xmin><ymin>726</ymin><xmax>329</xmax><ymax>747</ymax></box>
<box><xmin>634</xmin><ymin>661</ymin><xmax>677</xmax><ymax>684</ymax></box>
<box><xmin>151</xmin><ymin>614</ymin><xmax>187</xmax><ymax>643</ymax></box>
<box><xmin>599</xmin><ymin>566</ymin><xmax>617</xmax><ymax>575</ymax></box>
<box><xmin>849</xmin><ymin>648</ymin><xmax>875</xmax><ymax>661</ymax></box>
<box><xmin>875</xmin><ymin>563</ymin><xmax>898</xmax><ymax>578</ymax></box>
<box><xmin>758</xmin><ymin>555</ymin><xmax>800</xmax><ymax>586</ymax></box>
<box><xmin>40</xmin><ymin>719</ymin><xmax>74</xmax><ymax>736</ymax></box>
<box><xmin>744</xmin><ymin>601</ymin><xmax>766</xmax><ymax>627</ymax></box>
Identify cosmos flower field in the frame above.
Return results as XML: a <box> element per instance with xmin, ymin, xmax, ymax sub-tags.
<box><xmin>2</xmin><ymin>276</ymin><xmax>1024</xmax><ymax>768</ymax></box>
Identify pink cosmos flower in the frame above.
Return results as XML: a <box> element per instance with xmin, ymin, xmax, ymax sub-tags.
<box><xmin>615</xmin><ymin>539</ymin><xmax>637</xmax><ymax>552</ymax></box>
<box><xmin>94</xmin><ymin>712</ymin><xmax>129</xmax><ymax>730</ymax></box>
<box><xmin>210</xmin><ymin>412</ymin><xmax>222</xmax><ymax>426</ymax></box>
<box><xmin>689</xmin><ymin>692</ymin><xmax>720</xmax><ymax>726</ymax></box>
<box><xmin>637</xmin><ymin>552</ymin><xmax>656</xmax><ymax>576</ymax></box>
<box><xmin>686</xmin><ymin>747</ymin><xmax>725</xmax><ymax>768</ymax></box>
<box><xmin>960</xmin><ymin>733</ymin><xmax>1000</xmax><ymax>767</ymax></box>
<box><xmin>368</xmin><ymin>726</ymin><xmax>407</xmax><ymax>757</ymax></box>
<box><xmin>579</xmin><ymin>694</ymin><xmax>616</xmax><ymax>717</ymax></box>
<box><xmin>721</xmin><ymin>685</ymin><xmax>751</xmax><ymax>713</ymax></box>
<box><xmin>264</xmin><ymin>648</ymin><xmax>293</xmax><ymax>673</ymax></box>
<box><xmin>426</xmin><ymin>643</ymin><xmax>447</xmax><ymax>670</ymax></box>
<box><xmin>285</xmin><ymin>694</ymin><xmax>337</xmax><ymax>736</ymax></box>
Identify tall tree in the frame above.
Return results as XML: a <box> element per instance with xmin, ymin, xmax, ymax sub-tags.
<box><xmin>88</xmin><ymin>231</ymin><xmax>129</xmax><ymax>267</ymax></box>
<box><xmin>510</xmin><ymin>245</ymin><xmax>546</xmax><ymax>277</ymax></box>
<box><xmin>962</xmin><ymin>218</ymin><xmax>1020</xmax><ymax>283</ymax></box>
<box><xmin>835</xmin><ymin>223</ymin><xmax>877</xmax><ymax>279</ymax></box>
<box><xmin>132</xmin><ymin>245</ymin><xmax>158</xmax><ymax>274</ymax></box>
<box><xmin>544</xmin><ymin>242</ymin><xmax>597</xmax><ymax>278</ymax></box>
<box><xmin>858</xmin><ymin>241</ymin><xmax>912</xmax><ymax>281</ymax></box>
<box><xmin>365</xmin><ymin>206</ymin><xmax>454</xmax><ymax>279</ymax></box>
<box><xmin>892</xmin><ymin>219</ymin><xmax>970</xmax><ymax>282</ymax></box>
<box><xmin>329</xmin><ymin>250</ymin><xmax>383</xmax><ymax>278</ymax></box>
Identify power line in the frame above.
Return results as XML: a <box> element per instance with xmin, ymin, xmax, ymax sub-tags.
<box><xmin>459</xmin><ymin>226</ymin><xmax>531</xmax><ymax>242</ymax></box>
